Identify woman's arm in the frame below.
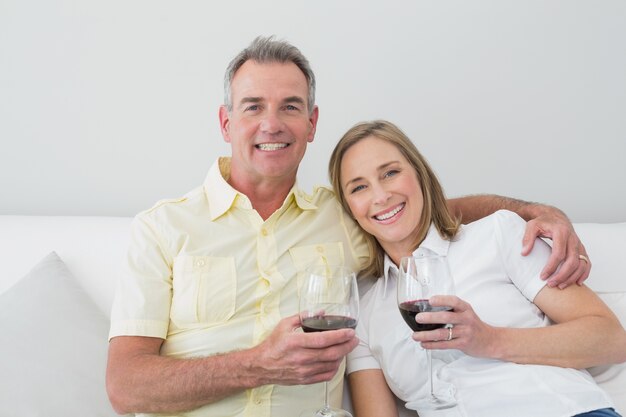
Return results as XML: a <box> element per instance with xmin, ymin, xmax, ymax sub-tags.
<box><xmin>348</xmin><ymin>369</ymin><xmax>399</xmax><ymax>417</ymax></box>
<box><xmin>447</xmin><ymin>194</ymin><xmax>590</xmax><ymax>288</ymax></box>
<box><xmin>495</xmin><ymin>284</ymin><xmax>626</xmax><ymax>368</ymax></box>
<box><xmin>414</xmin><ymin>289</ymin><xmax>626</xmax><ymax>369</ymax></box>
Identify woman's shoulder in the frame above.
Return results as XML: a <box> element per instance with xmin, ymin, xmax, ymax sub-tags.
<box><xmin>462</xmin><ymin>209</ymin><xmax>525</xmax><ymax>231</ymax></box>
<box><xmin>454</xmin><ymin>209</ymin><xmax>526</xmax><ymax>249</ymax></box>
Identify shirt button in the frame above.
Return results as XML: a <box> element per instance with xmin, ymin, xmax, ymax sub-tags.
<box><xmin>195</xmin><ymin>259</ymin><xmax>206</xmax><ymax>267</ymax></box>
<box><xmin>316</xmin><ymin>245</ymin><xmax>324</xmax><ymax>253</ymax></box>
<box><xmin>261</xmin><ymin>228</ymin><xmax>268</xmax><ymax>236</ymax></box>
<box><xmin>254</xmin><ymin>398</ymin><xmax>262</xmax><ymax>405</ymax></box>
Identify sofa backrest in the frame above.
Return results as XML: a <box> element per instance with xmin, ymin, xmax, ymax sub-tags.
<box><xmin>1</xmin><ymin>215</ymin><xmax>625</xmax><ymax>413</ymax></box>
<box><xmin>0</xmin><ymin>215</ymin><xmax>132</xmax><ymax>315</ymax></box>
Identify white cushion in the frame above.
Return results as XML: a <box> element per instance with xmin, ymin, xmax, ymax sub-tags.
<box><xmin>572</xmin><ymin>223</ymin><xmax>626</xmax><ymax>414</ymax></box>
<box><xmin>574</xmin><ymin>222</ymin><xmax>626</xmax><ymax>293</ymax></box>
<box><xmin>0</xmin><ymin>252</ymin><xmax>118</xmax><ymax>416</ymax></box>
<box><xmin>0</xmin><ymin>215</ymin><xmax>132</xmax><ymax>315</ymax></box>
<box><xmin>589</xmin><ymin>292</ymin><xmax>626</xmax><ymax>414</ymax></box>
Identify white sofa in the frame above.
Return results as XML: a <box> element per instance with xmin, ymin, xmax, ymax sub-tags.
<box><xmin>0</xmin><ymin>215</ymin><xmax>625</xmax><ymax>416</ymax></box>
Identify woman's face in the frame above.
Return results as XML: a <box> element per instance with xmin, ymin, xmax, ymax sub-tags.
<box><xmin>340</xmin><ymin>136</ymin><xmax>424</xmax><ymax>259</ymax></box>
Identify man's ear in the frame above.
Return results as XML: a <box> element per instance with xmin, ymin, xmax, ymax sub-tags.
<box><xmin>219</xmin><ymin>105</ymin><xmax>231</xmax><ymax>143</ymax></box>
<box><xmin>307</xmin><ymin>105</ymin><xmax>320</xmax><ymax>143</ymax></box>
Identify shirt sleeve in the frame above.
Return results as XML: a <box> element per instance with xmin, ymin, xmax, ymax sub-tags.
<box><xmin>494</xmin><ymin>210</ymin><xmax>551</xmax><ymax>302</ymax></box>
<box><xmin>109</xmin><ymin>212</ymin><xmax>173</xmax><ymax>340</ymax></box>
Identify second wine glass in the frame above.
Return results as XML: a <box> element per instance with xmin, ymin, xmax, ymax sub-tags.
<box><xmin>299</xmin><ymin>264</ymin><xmax>359</xmax><ymax>417</ymax></box>
<box><xmin>398</xmin><ymin>254</ymin><xmax>456</xmax><ymax>411</ymax></box>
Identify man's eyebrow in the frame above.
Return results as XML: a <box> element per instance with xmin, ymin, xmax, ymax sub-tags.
<box><xmin>283</xmin><ymin>96</ymin><xmax>306</xmax><ymax>105</ymax></box>
<box><xmin>238</xmin><ymin>97</ymin><xmax>263</xmax><ymax>107</ymax></box>
<box><xmin>236</xmin><ymin>96</ymin><xmax>305</xmax><ymax>109</ymax></box>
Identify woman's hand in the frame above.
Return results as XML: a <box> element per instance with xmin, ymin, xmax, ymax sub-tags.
<box><xmin>411</xmin><ymin>295</ymin><xmax>498</xmax><ymax>358</ymax></box>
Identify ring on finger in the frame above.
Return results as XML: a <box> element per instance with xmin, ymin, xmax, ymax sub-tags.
<box><xmin>579</xmin><ymin>254</ymin><xmax>590</xmax><ymax>264</ymax></box>
<box><xmin>447</xmin><ymin>326</ymin><xmax>453</xmax><ymax>341</ymax></box>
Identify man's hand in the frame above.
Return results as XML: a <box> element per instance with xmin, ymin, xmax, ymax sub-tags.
<box><xmin>447</xmin><ymin>194</ymin><xmax>590</xmax><ymax>289</ymax></box>
<box><xmin>521</xmin><ymin>208</ymin><xmax>591</xmax><ymax>289</ymax></box>
<box><xmin>253</xmin><ymin>315</ymin><xmax>359</xmax><ymax>386</ymax></box>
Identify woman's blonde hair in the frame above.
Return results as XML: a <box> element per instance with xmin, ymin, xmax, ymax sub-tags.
<box><xmin>328</xmin><ymin>120</ymin><xmax>460</xmax><ymax>278</ymax></box>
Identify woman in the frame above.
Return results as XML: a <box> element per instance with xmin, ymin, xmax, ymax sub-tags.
<box><xmin>328</xmin><ymin>120</ymin><xmax>626</xmax><ymax>417</ymax></box>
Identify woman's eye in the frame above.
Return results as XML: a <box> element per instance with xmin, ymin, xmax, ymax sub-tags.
<box><xmin>350</xmin><ymin>185</ymin><xmax>366</xmax><ymax>194</ymax></box>
<box><xmin>384</xmin><ymin>169</ymin><xmax>399</xmax><ymax>178</ymax></box>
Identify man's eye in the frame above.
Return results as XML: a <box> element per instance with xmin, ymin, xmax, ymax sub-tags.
<box><xmin>245</xmin><ymin>105</ymin><xmax>259</xmax><ymax>111</ymax></box>
<box><xmin>285</xmin><ymin>104</ymin><xmax>299</xmax><ymax>111</ymax></box>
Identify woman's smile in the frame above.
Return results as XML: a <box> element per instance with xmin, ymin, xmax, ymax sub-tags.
<box><xmin>373</xmin><ymin>202</ymin><xmax>406</xmax><ymax>222</ymax></box>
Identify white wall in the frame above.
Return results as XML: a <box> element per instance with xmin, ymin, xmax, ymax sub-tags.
<box><xmin>1</xmin><ymin>0</ymin><xmax>624</xmax><ymax>222</ymax></box>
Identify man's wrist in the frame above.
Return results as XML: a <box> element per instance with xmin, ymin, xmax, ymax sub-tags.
<box><xmin>519</xmin><ymin>202</ymin><xmax>567</xmax><ymax>222</ymax></box>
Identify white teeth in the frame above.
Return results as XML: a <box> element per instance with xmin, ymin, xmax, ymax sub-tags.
<box><xmin>375</xmin><ymin>203</ymin><xmax>405</xmax><ymax>221</ymax></box>
<box><xmin>257</xmin><ymin>143</ymin><xmax>288</xmax><ymax>151</ymax></box>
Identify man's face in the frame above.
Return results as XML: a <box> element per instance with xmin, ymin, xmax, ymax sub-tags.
<box><xmin>219</xmin><ymin>60</ymin><xmax>319</xmax><ymax>187</ymax></box>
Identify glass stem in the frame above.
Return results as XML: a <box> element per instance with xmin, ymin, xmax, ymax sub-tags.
<box><xmin>428</xmin><ymin>350</ymin><xmax>434</xmax><ymax>398</ymax></box>
<box><xmin>323</xmin><ymin>381</ymin><xmax>330</xmax><ymax>410</ymax></box>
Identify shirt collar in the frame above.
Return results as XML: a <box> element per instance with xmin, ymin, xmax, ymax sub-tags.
<box><xmin>204</xmin><ymin>157</ymin><xmax>317</xmax><ymax>221</ymax></box>
<box><xmin>381</xmin><ymin>223</ymin><xmax>452</xmax><ymax>297</ymax></box>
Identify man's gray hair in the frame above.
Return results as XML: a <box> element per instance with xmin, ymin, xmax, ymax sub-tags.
<box><xmin>223</xmin><ymin>36</ymin><xmax>316</xmax><ymax>114</ymax></box>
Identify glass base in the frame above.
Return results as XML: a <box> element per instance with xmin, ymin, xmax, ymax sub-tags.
<box><xmin>299</xmin><ymin>406</ymin><xmax>353</xmax><ymax>417</ymax></box>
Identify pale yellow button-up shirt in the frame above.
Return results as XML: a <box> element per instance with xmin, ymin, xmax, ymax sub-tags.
<box><xmin>110</xmin><ymin>157</ymin><xmax>369</xmax><ymax>417</ymax></box>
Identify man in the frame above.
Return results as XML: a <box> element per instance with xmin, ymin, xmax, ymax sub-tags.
<box><xmin>106</xmin><ymin>36</ymin><xmax>590</xmax><ymax>417</ymax></box>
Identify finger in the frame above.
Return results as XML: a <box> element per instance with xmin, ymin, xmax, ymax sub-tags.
<box><xmin>557</xmin><ymin>266</ymin><xmax>583</xmax><ymax>289</ymax></box>
<box><xmin>415</xmin><ymin>310</ymin><xmax>457</xmax><ymax>329</ymax></box>
<box><xmin>541</xmin><ymin>237</ymin><xmax>568</xmax><ymax>281</ymax></box>
<box><xmin>521</xmin><ymin>221</ymin><xmax>541</xmax><ymax>256</ymax></box>
<box><xmin>577</xmin><ymin>261</ymin><xmax>591</xmax><ymax>285</ymax></box>
<box><xmin>414</xmin><ymin>327</ymin><xmax>457</xmax><ymax>348</ymax></box>
<box><xmin>303</xmin><ymin>362</ymin><xmax>344</xmax><ymax>385</ymax></box>
<box><xmin>545</xmin><ymin>234</ymin><xmax>579</xmax><ymax>285</ymax></box>
<box><xmin>576</xmin><ymin>246</ymin><xmax>592</xmax><ymax>284</ymax></box>
<box><xmin>428</xmin><ymin>295</ymin><xmax>461</xmax><ymax>309</ymax></box>
<box><xmin>411</xmin><ymin>328</ymin><xmax>447</xmax><ymax>342</ymax></box>
<box><xmin>306</xmin><ymin>338</ymin><xmax>359</xmax><ymax>364</ymax></box>
<box><xmin>557</xmin><ymin>251</ymin><xmax>589</xmax><ymax>288</ymax></box>
<box><xmin>281</xmin><ymin>314</ymin><xmax>304</xmax><ymax>332</ymax></box>
<box><xmin>287</xmin><ymin>357</ymin><xmax>345</xmax><ymax>385</ymax></box>
<box><xmin>300</xmin><ymin>329</ymin><xmax>357</xmax><ymax>350</ymax></box>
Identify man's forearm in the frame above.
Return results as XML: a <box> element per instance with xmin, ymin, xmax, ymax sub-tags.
<box><xmin>447</xmin><ymin>194</ymin><xmax>560</xmax><ymax>224</ymax></box>
<box><xmin>107</xmin><ymin>338</ymin><xmax>261</xmax><ymax>414</ymax></box>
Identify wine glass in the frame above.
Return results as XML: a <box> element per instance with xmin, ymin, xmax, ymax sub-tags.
<box><xmin>299</xmin><ymin>264</ymin><xmax>359</xmax><ymax>417</ymax></box>
<box><xmin>398</xmin><ymin>254</ymin><xmax>456</xmax><ymax>410</ymax></box>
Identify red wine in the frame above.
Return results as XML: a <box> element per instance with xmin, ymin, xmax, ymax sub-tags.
<box><xmin>399</xmin><ymin>299</ymin><xmax>452</xmax><ymax>332</ymax></box>
<box><xmin>301</xmin><ymin>315</ymin><xmax>357</xmax><ymax>333</ymax></box>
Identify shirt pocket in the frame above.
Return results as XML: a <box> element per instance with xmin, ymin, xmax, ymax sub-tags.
<box><xmin>170</xmin><ymin>256</ymin><xmax>237</xmax><ymax>327</ymax></box>
<box><xmin>289</xmin><ymin>242</ymin><xmax>345</xmax><ymax>297</ymax></box>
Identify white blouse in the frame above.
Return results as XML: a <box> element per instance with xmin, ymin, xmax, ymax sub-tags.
<box><xmin>347</xmin><ymin>210</ymin><xmax>614</xmax><ymax>417</ymax></box>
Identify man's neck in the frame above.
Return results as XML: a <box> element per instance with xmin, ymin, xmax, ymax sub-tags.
<box><xmin>230</xmin><ymin>177</ymin><xmax>295</xmax><ymax>221</ymax></box>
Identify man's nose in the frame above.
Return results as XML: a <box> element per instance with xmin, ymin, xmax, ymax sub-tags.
<box><xmin>260</xmin><ymin>111</ymin><xmax>283</xmax><ymax>134</ymax></box>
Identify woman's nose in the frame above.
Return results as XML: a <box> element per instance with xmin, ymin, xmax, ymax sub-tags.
<box><xmin>372</xmin><ymin>184</ymin><xmax>392</xmax><ymax>205</ymax></box>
